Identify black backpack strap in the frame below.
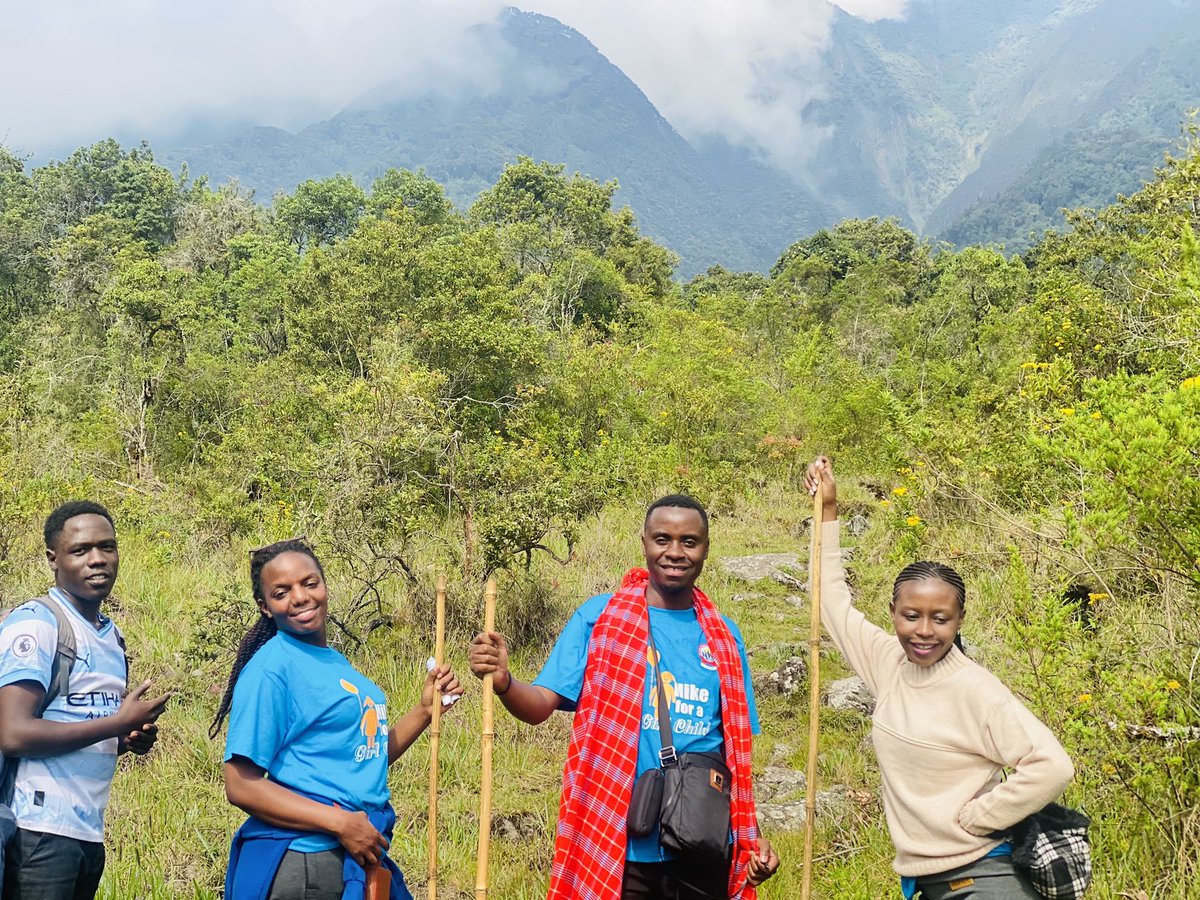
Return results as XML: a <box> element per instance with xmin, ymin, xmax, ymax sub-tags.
<box><xmin>116</xmin><ymin>629</ymin><xmax>128</xmax><ymax>686</ymax></box>
<box><xmin>646</xmin><ymin>615</ymin><xmax>677</xmax><ymax>768</ymax></box>
<box><xmin>0</xmin><ymin>758</ymin><xmax>15</xmax><ymax>807</ymax></box>
<box><xmin>2</xmin><ymin>596</ymin><xmax>78</xmax><ymax>806</ymax></box>
<box><xmin>28</xmin><ymin>595</ymin><xmax>78</xmax><ymax>717</ymax></box>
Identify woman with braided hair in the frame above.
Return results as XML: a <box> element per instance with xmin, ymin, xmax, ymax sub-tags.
<box><xmin>803</xmin><ymin>458</ymin><xmax>1074</xmax><ymax>899</ymax></box>
<box><xmin>210</xmin><ymin>538</ymin><xmax>462</xmax><ymax>900</ymax></box>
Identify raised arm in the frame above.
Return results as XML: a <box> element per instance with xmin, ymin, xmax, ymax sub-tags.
<box><xmin>468</xmin><ymin>631</ymin><xmax>563</xmax><ymax>725</ymax></box>
<box><xmin>387</xmin><ymin>663</ymin><xmax>463</xmax><ymax>764</ymax></box>
<box><xmin>804</xmin><ymin>457</ymin><xmax>900</xmax><ymax>694</ymax></box>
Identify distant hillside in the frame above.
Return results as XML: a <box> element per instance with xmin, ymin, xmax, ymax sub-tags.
<box><xmin>939</xmin><ymin>6</ymin><xmax>1200</xmax><ymax>250</ymax></box>
<box><xmin>159</xmin><ymin>2</ymin><xmax>1200</xmax><ymax>271</ymax></box>
<box><xmin>812</xmin><ymin>0</ymin><xmax>1196</xmax><ymax>236</ymax></box>
<box><xmin>161</xmin><ymin>10</ymin><xmax>829</xmax><ymax>276</ymax></box>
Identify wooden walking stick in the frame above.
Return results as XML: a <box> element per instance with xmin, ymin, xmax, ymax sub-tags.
<box><xmin>802</xmin><ymin>481</ymin><xmax>824</xmax><ymax>900</ymax></box>
<box><xmin>475</xmin><ymin>576</ymin><xmax>498</xmax><ymax>900</ymax></box>
<box><xmin>427</xmin><ymin>574</ymin><xmax>447</xmax><ymax>900</ymax></box>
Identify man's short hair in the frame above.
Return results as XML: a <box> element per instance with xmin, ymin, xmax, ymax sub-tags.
<box><xmin>644</xmin><ymin>494</ymin><xmax>709</xmax><ymax>530</ymax></box>
<box><xmin>44</xmin><ymin>500</ymin><xmax>115</xmax><ymax>548</ymax></box>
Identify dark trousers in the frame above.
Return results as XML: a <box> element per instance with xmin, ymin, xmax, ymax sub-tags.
<box><xmin>1</xmin><ymin>828</ymin><xmax>105</xmax><ymax>900</ymax></box>
<box><xmin>622</xmin><ymin>854</ymin><xmax>731</xmax><ymax>900</ymax></box>
<box><xmin>266</xmin><ymin>848</ymin><xmax>346</xmax><ymax>900</ymax></box>
<box><xmin>916</xmin><ymin>855</ymin><xmax>1041</xmax><ymax>899</ymax></box>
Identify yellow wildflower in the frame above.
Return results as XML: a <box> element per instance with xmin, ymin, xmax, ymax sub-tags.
<box><xmin>1059</xmin><ymin>407</ymin><xmax>1075</xmax><ymax>416</ymax></box>
<box><xmin>1182</xmin><ymin>376</ymin><xmax>1200</xmax><ymax>391</ymax></box>
<box><xmin>892</xmin><ymin>486</ymin><xmax>908</xmax><ymax>497</ymax></box>
<box><xmin>1090</xmin><ymin>412</ymin><xmax>1101</xmax><ymax>419</ymax></box>
<box><xmin>1077</xmin><ymin>693</ymin><xmax>1092</xmax><ymax>704</ymax></box>
<box><xmin>905</xmin><ymin>516</ymin><xmax>922</xmax><ymax>527</ymax></box>
<box><xmin>1087</xmin><ymin>592</ymin><xmax>1108</xmax><ymax>605</ymax></box>
<box><xmin>1166</xmin><ymin>680</ymin><xmax>1181</xmax><ymax>691</ymax></box>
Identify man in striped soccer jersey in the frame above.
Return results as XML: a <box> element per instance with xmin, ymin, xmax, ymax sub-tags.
<box><xmin>0</xmin><ymin>501</ymin><xmax>171</xmax><ymax>900</ymax></box>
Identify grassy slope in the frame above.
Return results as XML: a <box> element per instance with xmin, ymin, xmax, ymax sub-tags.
<box><xmin>2</xmin><ymin>478</ymin><xmax>1176</xmax><ymax>897</ymax></box>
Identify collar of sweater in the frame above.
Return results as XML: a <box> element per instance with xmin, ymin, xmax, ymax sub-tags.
<box><xmin>898</xmin><ymin>644</ymin><xmax>973</xmax><ymax>688</ymax></box>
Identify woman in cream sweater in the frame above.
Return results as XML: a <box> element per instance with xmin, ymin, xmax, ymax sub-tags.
<box><xmin>804</xmin><ymin>457</ymin><xmax>1074</xmax><ymax>899</ymax></box>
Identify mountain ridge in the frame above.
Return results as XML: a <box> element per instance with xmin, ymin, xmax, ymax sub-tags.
<box><xmin>157</xmin><ymin>2</ymin><xmax>1200</xmax><ymax>270</ymax></box>
<box><xmin>161</xmin><ymin>9</ymin><xmax>829</xmax><ymax>276</ymax></box>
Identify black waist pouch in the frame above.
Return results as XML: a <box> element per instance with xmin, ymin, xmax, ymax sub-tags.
<box><xmin>659</xmin><ymin>751</ymin><xmax>732</xmax><ymax>859</ymax></box>
<box><xmin>627</xmin><ymin>767</ymin><xmax>665</xmax><ymax>837</ymax></box>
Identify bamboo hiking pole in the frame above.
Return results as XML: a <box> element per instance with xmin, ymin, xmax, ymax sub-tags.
<box><xmin>802</xmin><ymin>482</ymin><xmax>825</xmax><ymax>900</ymax></box>
<box><xmin>475</xmin><ymin>576</ymin><xmax>498</xmax><ymax>900</ymax></box>
<box><xmin>426</xmin><ymin>574</ymin><xmax>447</xmax><ymax>900</ymax></box>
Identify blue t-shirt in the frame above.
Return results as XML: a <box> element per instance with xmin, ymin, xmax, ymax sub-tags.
<box><xmin>0</xmin><ymin>589</ymin><xmax>127</xmax><ymax>842</ymax></box>
<box><xmin>225</xmin><ymin>631</ymin><xmax>391</xmax><ymax>852</ymax></box>
<box><xmin>533</xmin><ymin>594</ymin><xmax>760</xmax><ymax>863</ymax></box>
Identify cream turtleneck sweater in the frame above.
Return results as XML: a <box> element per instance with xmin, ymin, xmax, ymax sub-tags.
<box><xmin>818</xmin><ymin>520</ymin><xmax>1074</xmax><ymax>877</ymax></box>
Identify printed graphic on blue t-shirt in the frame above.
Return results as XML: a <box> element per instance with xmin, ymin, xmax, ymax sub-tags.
<box><xmin>0</xmin><ymin>589</ymin><xmax>126</xmax><ymax>842</ymax></box>
<box><xmin>225</xmin><ymin>630</ymin><xmax>390</xmax><ymax>852</ymax></box>
<box><xmin>533</xmin><ymin>593</ymin><xmax>760</xmax><ymax>862</ymax></box>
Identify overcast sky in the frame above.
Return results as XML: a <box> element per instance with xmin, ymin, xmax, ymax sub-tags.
<box><xmin>0</xmin><ymin>0</ymin><xmax>909</xmax><ymax>169</ymax></box>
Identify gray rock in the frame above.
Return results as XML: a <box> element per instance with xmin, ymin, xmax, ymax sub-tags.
<box><xmin>754</xmin><ymin>765</ymin><xmax>807</xmax><ymax>802</ymax></box>
<box><xmin>718</xmin><ymin>553</ymin><xmax>806</xmax><ymax>587</ymax></box>
<box><xmin>757</xmin><ymin>785</ymin><xmax>851</xmax><ymax>832</ymax></box>
<box><xmin>824</xmin><ymin>676</ymin><xmax>875</xmax><ymax>715</ymax></box>
<box><xmin>755</xmin><ymin>656</ymin><xmax>807</xmax><ymax>696</ymax></box>
<box><xmin>490</xmin><ymin>811</ymin><xmax>542</xmax><ymax>841</ymax></box>
<box><xmin>846</xmin><ymin>514</ymin><xmax>870</xmax><ymax>536</ymax></box>
<box><xmin>782</xmin><ymin>594</ymin><xmax>806</xmax><ymax>610</ymax></box>
<box><xmin>759</xmin><ymin>642</ymin><xmax>807</xmax><ymax>658</ymax></box>
<box><xmin>728</xmin><ymin>592</ymin><xmax>764</xmax><ymax>603</ymax></box>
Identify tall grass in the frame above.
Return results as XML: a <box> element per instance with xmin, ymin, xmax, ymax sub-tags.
<box><xmin>5</xmin><ymin>476</ymin><xmax>1193</xmax><ymax>898</ymax></box>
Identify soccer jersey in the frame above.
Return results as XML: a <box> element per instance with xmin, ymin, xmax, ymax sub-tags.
<box><xmin>225</xmin><ymin>630</ymin><xmax>391</xmax><ymax>853</ymax></box>
<box><xmin>0</xmin><ymin>588</ymin><xmax>127</xmax><ymax>842</ymax></box>
<box><xmin>534</xmin><ymin>594</ymin><xmax>760</xmax><ymax>862</ymax></box>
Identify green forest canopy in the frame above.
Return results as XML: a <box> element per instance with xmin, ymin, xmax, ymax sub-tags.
<box><xmin>0</xmin><ymin>135</ymin><xmax>1198</xmax><ymax>895</ymax></box>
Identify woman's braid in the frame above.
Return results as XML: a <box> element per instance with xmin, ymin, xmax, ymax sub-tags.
<box><xmin>208</xmin><ymin>615</ymin><xmax>277</xmax><ymax>738</ymax></box>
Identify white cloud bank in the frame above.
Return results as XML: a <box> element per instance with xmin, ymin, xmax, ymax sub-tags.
<box><xmin>0</xmin><ymin>0</ymin><xmax>908</xmax><ymax>169</ymax></box>
<box><xmin>527</xmin><ymin>0</ymin><xmax>907</xmax><ymax>171</ymax></box>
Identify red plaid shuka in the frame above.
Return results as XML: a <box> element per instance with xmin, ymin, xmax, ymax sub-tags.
<box><xmin>547</xmin><ymin>568</ymin><xmax>760</xmax><ymax>900</ymax></box>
